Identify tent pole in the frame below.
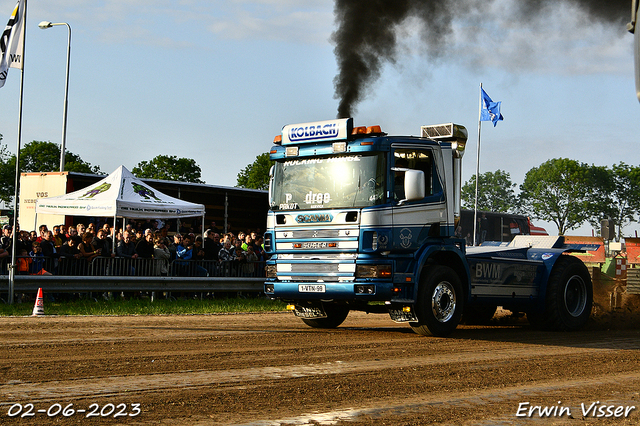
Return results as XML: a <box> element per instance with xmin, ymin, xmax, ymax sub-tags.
<box><xmin>112</xmin><ymin>214</ymin><xmax>117</xmax><ymax>255</ymax></box>
<box><xmin>224</xmin><ymin>192</ymin><xmax>228</xmax><ymax>233</ymax></box>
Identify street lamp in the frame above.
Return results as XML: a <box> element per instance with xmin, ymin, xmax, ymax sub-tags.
<box><xmin>38</xmin><ymin>20</ymin><xmax>71</xmax><ymax>172</ymax></box>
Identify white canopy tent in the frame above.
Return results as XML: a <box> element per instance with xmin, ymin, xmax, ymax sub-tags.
<box><xmin>35</xmin><ymin>165</ymin><xmax>205</xmax><ymax>237</ymax></box>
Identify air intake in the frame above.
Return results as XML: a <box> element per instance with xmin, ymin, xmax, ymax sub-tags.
<box><xmin>421</xmin><ymin>123</ymin><xmax>468</xmax><ymax>143</ymax></box>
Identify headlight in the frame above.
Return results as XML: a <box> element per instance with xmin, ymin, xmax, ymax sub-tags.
<box><xmin>356</xmin><ymin>265</ymin><xmax>391</xmax><ymax>278</ymax></box>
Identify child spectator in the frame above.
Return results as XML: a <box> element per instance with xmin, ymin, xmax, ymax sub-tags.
<box><xmin>29</xmin><ymin>242</ymin><xmax>52</xmax><ymax>275</ymax></box>
<box><xmin>16</xmin><ymin>248</ymin><xmax>31</xmax><ymax>275</ymax></box>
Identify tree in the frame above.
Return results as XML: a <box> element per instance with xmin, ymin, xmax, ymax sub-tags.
<box><xmin>0</xmin><ymin>135</ymin><xmax>11</xmax><ymax>203</ymax></box>
<box><xmin>0</xmin><ymin>140</ymin><xmax>100</xmax><ymax>204</ymax></box>
<box><xmin>236</xmin><ymin>153</ymin><xmax>273</xmax><ymax>190</ymax></box>
<box><xmin>132</xmin><ymin>155</ymin><xmax>204</xmax><ymax>183</ymax></box>
<box><xmin>461</xmin><ymin>170</ymin><xmax>518</xmax><ymax>213</ymax></box>
<box><xmin>592</xmin><ymin>163</ymin><xmax>640</xmax><ymax>239</ymax></box>
<box><xmin>519</xmin><ymin>158</ymin><xmax>601</xmax><ymax>235</ymax></box>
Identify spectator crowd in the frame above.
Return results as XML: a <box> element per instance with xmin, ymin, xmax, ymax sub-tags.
<box><xmin>0</xmin><ymin>219</ymin><xmax>267</xmax><ymax>278</ymax></box>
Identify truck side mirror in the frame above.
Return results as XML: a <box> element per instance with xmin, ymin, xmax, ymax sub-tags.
<box><xmin>400</xmin><ymin>170</ymin><xmax>425</xmax><ymax>205</ymax></box>
<box><xmin>268</xmin><ymin>165</ymin><xmax>275</xmax><ymax>207</ymax></box>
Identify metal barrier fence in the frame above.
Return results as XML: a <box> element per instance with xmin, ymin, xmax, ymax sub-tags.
<box><xmin>0</xmin><ymin>256</ymin><xmax>267</xmax><ymax>294</ymax></box>
<box><xmin>2</xmin><ymin>256</ymin><xmax>266</xmax><ymax>278</ymax></box>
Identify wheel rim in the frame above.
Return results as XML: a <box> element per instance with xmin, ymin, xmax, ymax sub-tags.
<box><xmin>431</xmin><ymin>281</ymin><xmax>456</xmax><ymax>323</ymax></box>
<box><xmin>564</xmin><ymin>274</ymin><xmax>587</xmax><ymax>317</ymax></box>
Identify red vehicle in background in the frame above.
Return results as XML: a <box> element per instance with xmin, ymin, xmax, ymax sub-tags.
<box><xmin>528</xmin><ymin>217</ymin><xmax>548</xmax><ymax>236</ymax></box>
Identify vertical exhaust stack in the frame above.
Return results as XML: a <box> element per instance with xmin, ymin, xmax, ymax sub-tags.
<box><xmin>630</xmin><ymin>0</ymin><xmax>640</xmax><ymax>102</ymax></box>
<box><xmin>421</xmin><ymin>123</ymin><xmax>468</xmax><ymax>222</ymax></box>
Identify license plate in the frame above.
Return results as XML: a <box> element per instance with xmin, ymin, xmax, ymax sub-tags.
<box><xmin>299</xmin><ymin>284</ymin><xmax>326</xmax><ymax>293</ymax></box>
<box><xmin>388</xmin><ymin>308</ymin><xmax>418</xmax><ymax>323</ymax></box>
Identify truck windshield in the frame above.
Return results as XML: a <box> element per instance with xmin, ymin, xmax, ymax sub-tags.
<box><xmin>270</xmin><ymin>153</ymin><xmax>386</xmax><ymax>211</ymax></box>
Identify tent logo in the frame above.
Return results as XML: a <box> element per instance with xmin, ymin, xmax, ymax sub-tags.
<box><xmin>132</xmin><ymin>183</ymin><xmax>161</xmax><ymax>201</ymax></box>
<box><xmin>80</xmin><ymin>183</ymin><xmax>111</xmax><ymax>198</ymax></box>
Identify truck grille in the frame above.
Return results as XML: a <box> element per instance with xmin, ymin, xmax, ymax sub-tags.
<box><xmin>276</xmin><ymin>260</ymin><xmax>356</xmax><ymax>282</ymax></box>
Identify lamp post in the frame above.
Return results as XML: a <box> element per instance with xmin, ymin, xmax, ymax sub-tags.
<box><xmin>38</xmin><ymin>21</ymin><xmax>71</xmax><ymax>172</ymax></box>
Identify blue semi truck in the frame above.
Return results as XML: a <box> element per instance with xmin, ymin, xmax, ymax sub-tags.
<box><xmin>263</xmin><ymin>118</ymin><xmax>592</xmax><ymax>337</ymax></box>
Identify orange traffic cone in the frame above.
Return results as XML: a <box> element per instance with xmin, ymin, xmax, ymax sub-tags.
<box><xmin>32</xmin><ymin>288</ymin><xmax>44</xmax><ymax>316</ymax></box>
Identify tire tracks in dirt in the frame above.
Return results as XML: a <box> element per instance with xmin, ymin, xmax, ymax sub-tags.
<box><xmin>2</xmin><ymin>313</ymin><xmax>640</xmax><ymax>425</ymax></box>
<box><xmin>0</xmin><ymin>341</ymin><xmax>640</xmax><ymax>406</ymax></box>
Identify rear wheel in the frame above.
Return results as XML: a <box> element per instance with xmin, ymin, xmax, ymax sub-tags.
<box><xmin>410</xmin><ymin>265</ymin><xmax>464</xmax><ymax>337</ymax></box>
<box><xmin>527</xmin><ymin>256</ymin><xmax>592</xmax><ymax>331</ymax></box>
<box><xmin>301</xmin><ymin>303</ymin><xmax>350</xmax><ymax>329</ymax></box>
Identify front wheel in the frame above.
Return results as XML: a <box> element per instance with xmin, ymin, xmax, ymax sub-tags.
<box><xmin>410</xmin><ymin>265</ymin><xmax>464</xmax><ymax>337</ymax></box>
<box><xmin>301</xmin><ymin>303</ymin><xmax>350</xmax><ymax>329</ymax></box>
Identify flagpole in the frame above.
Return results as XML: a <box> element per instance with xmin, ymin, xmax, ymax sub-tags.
<box><xmin>473</xmin><ymin>83</ymin><xmax>482</xmax><ymax>246</ymax></box>
<box><xmin>8</xmin><ymin>0</ymin><xmax>26</xmax><ymax>304</ymax></box>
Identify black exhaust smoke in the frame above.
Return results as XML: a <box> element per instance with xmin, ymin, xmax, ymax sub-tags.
<box><xmin>332</xmin><ymin>0</ymin><xmax>629</xmax><ymax>118</ymax></box>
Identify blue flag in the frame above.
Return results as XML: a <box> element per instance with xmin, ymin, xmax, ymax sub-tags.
<box><xmin>480</xmin><ymin>87</ymin><xmax>503</xmax><ymax>127</ymax></box>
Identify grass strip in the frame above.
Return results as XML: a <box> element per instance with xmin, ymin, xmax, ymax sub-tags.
<box><xmin>0</xmin><ymin>295</ymin><xmax>288</xmax><ymax>316</ymax></box>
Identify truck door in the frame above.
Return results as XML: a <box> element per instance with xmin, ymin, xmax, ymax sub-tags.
<box><xmin>391</xmin><ymin>147</ymin><xmax>445</xmax><ymax>251</ymax></box>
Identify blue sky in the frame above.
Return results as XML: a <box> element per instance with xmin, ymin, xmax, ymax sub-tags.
<box><xmin>0</xmin><ymin>0</ymin><xmax>638</xmax><ymax>235</ymax></box>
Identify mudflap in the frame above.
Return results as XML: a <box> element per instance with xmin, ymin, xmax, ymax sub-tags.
<box><xmin>292</xmin><ymin>304</ymin><xmax>327</xmax><ymax>319</ymax></box>
<box><xmin>387</xmin><ymin>304</ymin><xmax>418</xmax><ymax>322</ymax></box>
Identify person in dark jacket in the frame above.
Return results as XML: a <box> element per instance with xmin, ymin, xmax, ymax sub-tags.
<box><xmin>40</xmin><ymin>230</ymin><xmax>58</xmax><ymax>258</ymax></box>
<box><xmin>203</xmin><ymin>230</ymin><xmax>221</xmax><ymax>261</ymax></box>
<box><xmin>135</xmin><ymin>230</ymin><xmax>155</xmax><ymax>259</ymax></box>
<box><xmin>117</xmin><ymin>231</ymin><xmax>138</xmax><ymax>259</ymax></box>
<box><xmin>116</xmin><ymin>231</ymin><xmax>137</xmax><ymax>278</ymax></box>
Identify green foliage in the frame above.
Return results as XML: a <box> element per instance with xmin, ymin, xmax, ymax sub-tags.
<box><xmin>461</xmin><ymin>170</ymin><xmax>518</xmax><ymax>213</ymax></box>
<box><xmin>21</xmin><ymin>140</ymin><xmax>100</xmax><ymax>173</ymax></box>
<box><xmin>236</xmin><ymin>152</ymin><xmax>273</xmax><ymax>190</ymax></box>
<box><xmin>465</xmin><ymin>161</ymin><xmax>640</xmax><ymax>236</ymax></box>
<box><xmin>0</xmin><ymin>140</ymin><xmax>100</xmax><ymax>204</ymax></box>
<box><xmin>594</xmin><ymin>163</ymin><xmax>640</xmax><ymax>239</ymax></box>
<box><xmin>0</xmin><ymin>136</ymin><xmax>12</xmax><ymax>203</ymax></box>
<box><xmin>519</xmin><ymin>158</ymin><xmax>602</xmax><ymax>235</ymax></box>
<box><xmin>132</xmin><ymin>155</ymin><xmax>204</xmax><ymax>183</ymax></box>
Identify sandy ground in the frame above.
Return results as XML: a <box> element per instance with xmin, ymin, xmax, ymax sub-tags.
<box><xmin>1</xmin><ymin>307</ymin><xmax>640</xmax><ymax>425</ymax></box>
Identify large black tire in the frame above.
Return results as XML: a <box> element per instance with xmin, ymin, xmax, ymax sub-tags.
<box><xmin>461</xmin><ymin>304</ymin><xmax>497</xmax><ymax>325</ymax></box>
<box><xmin>527</xmin><ymin>256</ymin><xmax>592</xmax><ymax>331</ymax></box>
<box><xmin>410</xmin><ymin>265</ymin><xmax>464</xmax><ymax>337</ymax></box>
<box><xmin>301</xmin><ymin>303</ymin><xmax>350</xmax><ymax>329</ymax></box>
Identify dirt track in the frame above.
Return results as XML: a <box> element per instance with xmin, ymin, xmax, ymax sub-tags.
<box><xmin>1</xmin><ymin>310</ymin><xmax>640</xmax><ymax>425</ymax></box>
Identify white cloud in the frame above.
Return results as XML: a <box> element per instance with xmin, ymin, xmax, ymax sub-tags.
<box><xmin>9</xmin><ymin>0</ymin><xmax>334</xmax><ymax>48</ymax></box>
<box><xmin>207</xmin><ymin>3</ymin><xmax>333</xmax><ymax>45</ymax></box>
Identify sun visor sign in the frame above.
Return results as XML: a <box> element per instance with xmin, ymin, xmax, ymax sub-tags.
<box><xmin>281</xmin><ymin>118</ymin><xmax>353</xmax><ymax>145</ymax></box>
